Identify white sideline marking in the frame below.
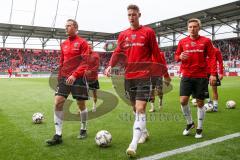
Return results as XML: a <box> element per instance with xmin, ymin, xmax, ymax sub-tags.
<box><xmin>138</xmin><ymin>132</ymin><xmax>240</xmax><ymax>160</ymax></box>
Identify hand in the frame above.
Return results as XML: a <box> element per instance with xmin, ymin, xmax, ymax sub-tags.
<box><xmin>104</xmin><ymin>66</ymin><xmax>112</xmax><ymax>77</ymax></box>
<box><xmin>219</xmin><ymin>74</ymin><xmax>223</xmax><ymax>80</ymax></box>
<box><xmin>209</xmin><ymin>75</ymin><xmax>217</xmax><ymax>86</ymax></box>
<box><xmin>179</xmin><ymin>52</ymin><xmax>189</xmax><ymax>60</ymax></box>
<box><xmin>164</xmin><ymin>77</ymin><xmax>171</xmax><ymax>86</ymax></box>
<box><xmin>66</xmin><ymin>75</ymin><xmax>76</xmax><ymax>85</ymax></box>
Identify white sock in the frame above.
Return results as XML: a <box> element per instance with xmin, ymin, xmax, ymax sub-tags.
<box><xmin>130</xmin><ymin>113</ymin><xmax>146</xmax><ymax>150</ymax></box>
<box><xmin>80</xmin><ymin>108</ymin><xmax>88</xmax><ymax>130</ymax></box>
<box><xmin>54</xmin><ymin>110</ymin><xmax>64</xmax><ymax>136</ymax></box>
<box><xmin>213</xmin><ymin>100</ymin><xmax>218</xmax><ymax>106</ymax></box>
<box><xmin>197</xmin><ymin>107</ymin><xmax>205</xmax><ymax>129</ymax></box>
<box><xmin>181</xmin><ymin>104</ymin><xmax>193</xmax><ymax>125</ymax></box>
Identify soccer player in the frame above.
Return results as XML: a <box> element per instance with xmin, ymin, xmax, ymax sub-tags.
<box><xmin>46</xmin><ymin>19</ymin><xmax>89</xmax><ymax>146</ymax></box>
<box><xmin>86</xmin><ymin>42</ymin><xmax>100</xmax><ymax>112</ymax></box>
<box><xmin>8</xmin><ymin>67</ymin><xmax>13</xmax><ymax>78</ymax></box>
<box><xmin>175</xmin><ymin>18</ymin><xmax>217</xmax><ymax>139</ymax></box>
<box><xmin>105</xmin><ymin>4</ymin><xmax>169</xmax><ymax>157</ymax></box>
<box><xmin>206</xmin><ymin>47</ymin><xmax>224</xmax><ymax>112</ymax></box>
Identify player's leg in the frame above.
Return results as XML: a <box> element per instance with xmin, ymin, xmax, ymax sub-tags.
<box><xmin>92</xmin><ymin>89</ymin><xmax>97</xmax><ymax>112</ymax></box>
<box><xmin>46</xmin><ymin>78</ymin><xmax>70</xmax><ymax>145</ymax></box>
<box><xmin>90</xmin><ymin>80</ymin><xmax>99</xmax><ymax>112</ymax></box>
<box><xmin>180</xmin><ymin>77</ymin><xmax>194</xmax><ymax>136</ymax></box>
<box><xmin>158</xmin><ymin>89</ymin><xmax>163</xmax><ymax>110</ymax></box>
<box><xmin>149</xmin><ymin>91</ymin><xmax>155</xmax><ymax>112</ymax></box>
<box><xmin>72</xmin><ymin>78</ymin><xmax>89</xmax><ymax>139</ymax></box>
<box><xmin>212</xmin><ymin>86</ymin><xmax>218</xmax><ymax>111</ymax></box>
<box><xmin>212</xmin><ymin>75</ymin><xmax>221</xmax><ymax>112</ymax></box>
<box><xmin>158</xmin><ymin>77</ymin><xmax>163</xmax><ymax>110</ymax></box>
<box><xmin>127</xmin><ymin>100</ymin><xmax>147</xmax><ymax>157</ymax></box>
<box><xmin>194</xmin><ymin>78</ymin><xmax>209</xmax><ymax>138</ymax></box>
<box><xmin>77</xmin><ymin>100</ymin><xmax>88</xmax><ymax>139</ymax></box>
<box><xmin>195</xmin><ymin>99</ymin><xmax>205</xmax><ymax>138</ymax></box>
<box><xmin>126</xmin><ymin>79</ymin><xmax>150</xmax><ymax>157</ymax></box>
<box><xmin>46</xmin><ymin>95</ymin><xmax>66</xmax><ymax>145</ymax></box>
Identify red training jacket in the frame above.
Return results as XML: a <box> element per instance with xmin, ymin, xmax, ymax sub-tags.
<box><xmin>59</xmin><ymin>35</ymin><xmax>89</xmax><ymax>79</ymax></box>
<box><xmin>175</xmin><ymin>36</ymin><xmax>217</xmax><ymax>78</ymax></box>
<box><xmin>109</xmin><ymin>25</ymin><xmax>168</xmax><ymax>79</ymax></box>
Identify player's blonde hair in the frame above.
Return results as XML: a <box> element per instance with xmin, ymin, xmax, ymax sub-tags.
<box><xmin>187</xmin><ymin>18</ymin><xmax>202</xmax><ymax>28</ymax></box>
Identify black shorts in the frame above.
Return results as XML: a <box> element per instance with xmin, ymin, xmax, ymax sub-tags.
<box><xmin>180</xmin><ymin>77</ymin><xmax>209</xmax><ymax>100</ymax></box>
<box><xmin>208</xmin><ymin>74</ymin><xmax>221</xmax><ymax>86</ymax></box>
<box><xmin>125</xmin><ymin>78</ymin><xmax>153</xmax><ymax>102</ymax></box>
<box><xmin>55</xmin><ymin>77</ymin><xmax>89</xmax><ymax>100</ymax></box>
<box><xmin>88</xmin><ymin>80</ymin><xmax>100</xmax><ymax>90</ymax></box>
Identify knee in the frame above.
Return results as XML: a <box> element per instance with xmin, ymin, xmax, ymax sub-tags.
<box><xmin>180</xmin><ymin>99</ymin><xmax>188</xmax><ymax>106</ymax></box>
<box><xmin>54</xmin><ymin>96</ymin><xmax>66</xmax><ymax>110</ymax></box>
<box><xmin>196</xmin><ymin>99</ymin><xmax>204</xmax><ymax>107</ymax></box>
<box><xmin>77</xmin><ymin>100</ymin><xmax>86</xmax><ymax>111</ymax></box>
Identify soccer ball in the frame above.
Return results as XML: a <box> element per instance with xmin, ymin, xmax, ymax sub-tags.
<box><xmin>32</xmin><ymin>112</ymin><xmax>44</xmax><ymax>124</ymax></box>
<box><xmin>95</xmin><ymin>130</ymin><xmax>112</xmax><ymax>147</ymax></box>
<box><xmin>204</xmin><ymin>103</ymin><xmax>213</xmax><ymax>112</ymax></box>
<box><xmin>191</xmin><ymin>98</ymin><xmax>197</xmax><ymax>106</ymax></box>
<box><xmin>226</xmin><ymin>100</ymin><xmax>236</xmax><ymax>109</ymax></box>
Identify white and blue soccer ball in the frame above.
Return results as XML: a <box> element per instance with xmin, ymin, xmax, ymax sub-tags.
<box><xmin>95</xmin><ymin>130</ymin><xmax>112</xmax><ymax>147</ymax></box>
<box><xmin>204</xmin><ymin>103</ymin><xmax>214</xmax><ymax>112</ymax></box>
<box><xmin>226</xmin><ymin>100</ymin><xmax>236</xmax><ymax>109</ymax></box>
<box><xmin>32</xmin><ymin>112</ymin><xmax>44</xmax><ymax>124</ymax></box>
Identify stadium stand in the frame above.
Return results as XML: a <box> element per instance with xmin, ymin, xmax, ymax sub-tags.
<box><xmin>0</xmin><ymin>37</ymin><xmax>240</xmax><ymax>74</ymax></box>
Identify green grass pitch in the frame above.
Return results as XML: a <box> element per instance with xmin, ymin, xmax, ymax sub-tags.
<box><xmin>0</xmin><ymin>77</ymin><xmax>239</xmax><ymax>160</ymax></box>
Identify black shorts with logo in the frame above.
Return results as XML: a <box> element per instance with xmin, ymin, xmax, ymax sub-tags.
<box><xmin>125</xmin><ymin>78</ymin><xmax>153</xmax><ymax>102</ymax></box>
<box><xmin>88</xmin><ymin>80</ymin><xmax>100</xmax><ymax>90</ymax></box>
<box><xmin>208</xmin><ymin>74</ymin><xmax>221</xmax><ymax>86</ymax></box>
<box><xmin>180</xmin><ymin>77</ymin><xmax>209</xmax><ymax>100</ymax></box>
<box><xmin>55</xmin><ymin>77</ymin><xmax>89</xmax><ymax>100</ymax></box>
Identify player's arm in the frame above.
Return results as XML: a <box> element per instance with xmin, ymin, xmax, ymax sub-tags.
<box><xmin>206</xmin><ymin>40</ymin><xmax>217</xmax><ymax>85</ymax></box>
<box><xmin>175</xmin><ymin>41</ymin><xmax>186</xmax><ymax>62</ymax></box>
<box><xmin>58</xmin><ymin>44</ymin><xmax>64</xmax><ymax>79</ymax></box>
<box><xmin>216</xmin><ymin>49</ymin><xmax>224</xmax><ymax>80</ymax></box>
